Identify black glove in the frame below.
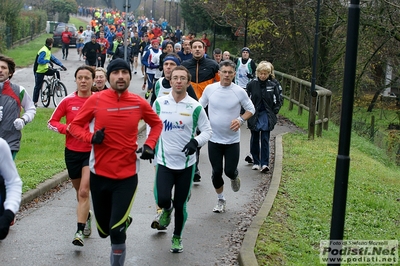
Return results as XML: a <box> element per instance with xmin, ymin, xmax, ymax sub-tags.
<box><xmin>61</xmin><ymin>66</ymin><xmax>67</xmax><ymax>71</ymax></box>
<box><xmin>91</xmin><ymin>128</ymin><xmax>105</xmax><ymax>144</ymax></box>
<box><xmin>273</xmin><ymin>108</ymin><xmax>279</xmax><ymax>114</ymax></box>
<box><xmin>140</xmin><ymin>144</ymin><xmax>154</xmax><ymax>162</ymax></box>
<box><xmin>246</xmin><ymin>73</ymin><xmax>253</xmax><ymax>79</ymax></box>
<box><xmin>0</xmin><ymin>210</ymin><xmax>15</xmax><ymax>240</ymax></box>
<box><xmin>182</xmin><ymin>138</ymin><xmax>198</xmax><ymax>156</ymax></box>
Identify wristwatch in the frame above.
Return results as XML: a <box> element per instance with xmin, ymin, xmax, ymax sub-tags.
<box><xmin>237</xmin><ymin>116</ymin><xmax>245</xmax><ymax>126</ymax></box>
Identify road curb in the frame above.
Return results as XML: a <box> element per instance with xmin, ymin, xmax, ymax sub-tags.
<box><xmin>238</xmin><ymin>132</ymin><xmax>287</xmax><ymax>266</ymax></box>
<box><xmin>21</xmin><ymin>170</ymin><xmax>69</xmax><ymax>206</ymax></box>
<box><xmin>20</xmin><ymin>120</ymin><xmax>147</xmax><ymax>206</ymax></box>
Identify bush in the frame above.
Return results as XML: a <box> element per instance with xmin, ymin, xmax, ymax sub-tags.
<box><xmin>0</xmin><ymin>20</ymin><xmax>7</xmax><ymax>53</ymax></box>
<box><xmin>58</xmin><ymin>12</ymin><xmax>70</xmax><ymax>23</ymax></box>
<box><xmin>0</xmin><ymin>10</ymin><xmax>47</xmax><ymax>50</ymax></box>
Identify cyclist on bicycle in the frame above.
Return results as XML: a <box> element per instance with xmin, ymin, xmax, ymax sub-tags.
<box><xmin>32</xmin><ymin>38</ymin><xmax>67</xmax><ymax>107</ymax></box>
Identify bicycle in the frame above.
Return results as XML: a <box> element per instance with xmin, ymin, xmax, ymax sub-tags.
<box><xmin>40</xmin><ymin>68</ymin><xmax>68</xmax><ymax>108</ymax></box>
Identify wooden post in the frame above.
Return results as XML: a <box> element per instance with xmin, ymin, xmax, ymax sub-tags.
<box><xmin>289</xmin><ymin>79</ymin><xmax>294</xmax><ymax>111</ymax></box>
<box><xmin>370</xmin><ymin>115</ymin><xmax>375</xmax><ymax>142</ymax></box>
<box><xmin>298</xmin><ymin>84</ymin><xmax>305</xmax><ymax>115</ymax></box>
<box><xmin>324</xmin><ymin>94</ymin><xmax>331</xmax><ymax>130</ymax></box>
<box><xmin>308</xmin><ymin>94</ymin><xmax>317</xmax><ymax>140</ymax></box>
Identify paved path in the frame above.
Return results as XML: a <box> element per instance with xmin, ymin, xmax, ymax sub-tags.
<box><xmin>2</xmin><ymin>30</ymin><xmax>298</xmax><ymax>265</ymax></box>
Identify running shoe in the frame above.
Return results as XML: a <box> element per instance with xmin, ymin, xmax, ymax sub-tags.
<box><xmin>231</xmin><ymin>177</ymin><xmax>241</xmax><ymax>192</ymax></box>
<box><xmin>245</xmin><ymin>154</ymin><xmax>253</xmax><ymax>164</ymax></box>
<box><xmin>72</xmin><ymin>230</ymin><xmax>84</xmax><ymax>246</ymax></box>
<box><xmin>252</xmin><ymin>164</ymin><xmax>260</xmax><ymax>170</ymax></box>
<box><xmin>193</xmin><ymin>171</ymin><xmax>201</xmax><ymax>182</ymax></box>
<box><xmin>159</xmin><ymin>208</ymin><xmax>173</xmax><ymax>228</ymax></box>
<box><xmin>83</xmin><ymin>210</ymin><xmax>93</xmax><ymax>237</ymax></box>
<box><xmin>151</xmin><ymin>210</ymin><xmax>166</xmax><ymax>230</ymax></box>
<box><xmin>170</xmin><ymin>235</ymin><xmax>183</xmax><ymax>253</ymax></box>
<box><xmin>260</xmin><ymin>165</ymin><xmax>270</xmax><ymax>173</ymax></box>
<box><xmin>213</xmin><ymin>199</ymin><xmax>226</xmax><ymax>213</ymax></box>
<box><xmin>145</xmin><ymin>91</ymin><xmax>151</xmax><ymax>99</ymax></box>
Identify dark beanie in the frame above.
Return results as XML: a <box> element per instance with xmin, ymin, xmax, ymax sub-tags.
<box><xmin>106</xmin><ymin>58</ymin><xmax>132</xmax><ymax>80</ymax></box>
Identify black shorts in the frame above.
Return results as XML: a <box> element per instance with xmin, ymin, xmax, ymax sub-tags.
<box><xmin>65</xmin><ymin>147</ymin><xmax>90</xmax><ymax>179</ymax></box>
<box><xmin>86</xmin><ymin>59</ymin><xmax>96</xmax><ymax>67</ymax></box>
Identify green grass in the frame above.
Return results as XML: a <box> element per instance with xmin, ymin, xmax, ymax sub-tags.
<box><xmin>68</xmin><ymin>17</ymin><xmax>88</xmax><ymax>29</ymax></box>
<box><xmin>3</xmin><ymin>16</ymin><xmax>88</xmax><ymax>68</ymax></box>
<box><xmin>255</xmin><ymin>101</ymin><xmax>400</xmax><ymax>265</ymax></box>
<box><xmin>16</xmin><ymin>108</ymin><xmax>66</xmax><ymax>193</ymax></box>
<box><xmin>4</xmin><ymin>34</ymin><xmax>55</xmax><ymax>68</ymax></box>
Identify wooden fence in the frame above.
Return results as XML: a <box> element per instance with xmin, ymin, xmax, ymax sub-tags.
<box><xmin>275</xmin><ymin>70</ymin><xmax>332</xmax><ymax>139</ymax></box>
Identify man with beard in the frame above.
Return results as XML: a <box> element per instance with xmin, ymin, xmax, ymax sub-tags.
<box><xmin>68</xmin><ymin>59</ymin><xmax>162</xmax><ymax>266</ymax></box>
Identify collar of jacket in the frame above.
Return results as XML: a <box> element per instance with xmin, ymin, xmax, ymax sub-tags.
<box><xmin>193</xmin><ymin>56</ymin><xmax>205</xmax><ymax>63</ymax></box>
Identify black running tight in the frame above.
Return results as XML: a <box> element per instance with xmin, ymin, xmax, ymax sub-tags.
<box><xmin>90</xmin><ymin>173</ymin><xmax>137</xmax><ymax>244</ymax></box>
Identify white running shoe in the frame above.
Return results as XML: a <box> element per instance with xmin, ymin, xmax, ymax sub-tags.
<box><xmin>213</xmin><ymin>199</ymin><xmax>226</xmax><ymax>213</ymax></box>
<box><xmin>260</xmin><ymin>165</ymin><xmax>270</xmax><ymax>173</ymax></box>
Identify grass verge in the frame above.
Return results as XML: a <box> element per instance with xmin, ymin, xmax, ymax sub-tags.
<box><xmin>255</xmin><ymin>101</ymin><xmax>400</xmax><ymax>265</ymax></box>
<box><xmin>4</xmin><ymin>34</ymin><xmax>55</xmax><ymax>68</ymax></box>
<box><xmin>16</xmin><ymin>108</ymin><xmax>65</xmax><ymax>193</ymax></box>
<box><xmin>3</xmin><ymin>16</ymin><xmax>88</xmax><ymax>68</ymax></box>
<box><xmin>68</xmin><ymin>17</ymin><xmax>88</xmax><ymax>28</ymax></box>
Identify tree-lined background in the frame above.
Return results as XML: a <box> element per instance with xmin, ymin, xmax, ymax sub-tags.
<box><xmin>0</xmin><ymin>0</ymin><xmax>77</xmax><ymax>52</ymax></box>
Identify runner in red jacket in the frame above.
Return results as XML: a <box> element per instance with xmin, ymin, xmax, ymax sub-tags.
<box><xmin>61</xmin><ymin>26</ymin><xmax>73</xmax><ymax>60</ymax></box>
<box><xmin>68</xmin><ymin>59</ymin><xmax>162</xmax><ymax>265</ymax></box>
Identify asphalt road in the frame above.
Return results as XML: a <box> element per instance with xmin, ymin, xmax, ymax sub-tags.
<box><xmin>1</xmin><ymin>42</ymin><xmax>295</xmax><ymax>265</ymax></box>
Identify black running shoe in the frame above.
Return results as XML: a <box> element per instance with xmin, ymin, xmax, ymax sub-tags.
<box><xmin>193</xmin><ymin>171</ymin><xmax>201</xmax><ymax>182</ymax></box>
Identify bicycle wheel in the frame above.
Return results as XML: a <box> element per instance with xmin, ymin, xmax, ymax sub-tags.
<box><xmin>40</xmin><ymin>80</ymin><xmax>50</xmax><ymax>108</ymax></box>
<box><xmin>53</xmin><ymin>81</ymin><xmax>68</xmax><ymax>107</ymax></box>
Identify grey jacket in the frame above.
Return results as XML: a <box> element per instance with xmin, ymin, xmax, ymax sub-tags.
<box><xmin>0</xmin><ymin>80</ymin><xmax>36</xmax><ymax>151</ymax></box>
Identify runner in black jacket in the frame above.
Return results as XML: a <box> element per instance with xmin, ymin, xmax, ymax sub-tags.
<box><xmin>82</xmin><ymin>35</ymin><xmax>101</xmax><ymax>67</ymax></box>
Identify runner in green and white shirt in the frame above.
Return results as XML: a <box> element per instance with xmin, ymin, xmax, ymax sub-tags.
<box><xmin>152</xmin><ymin>66</ymin><xmax>212</xmax><ymax>253</ymax></box>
